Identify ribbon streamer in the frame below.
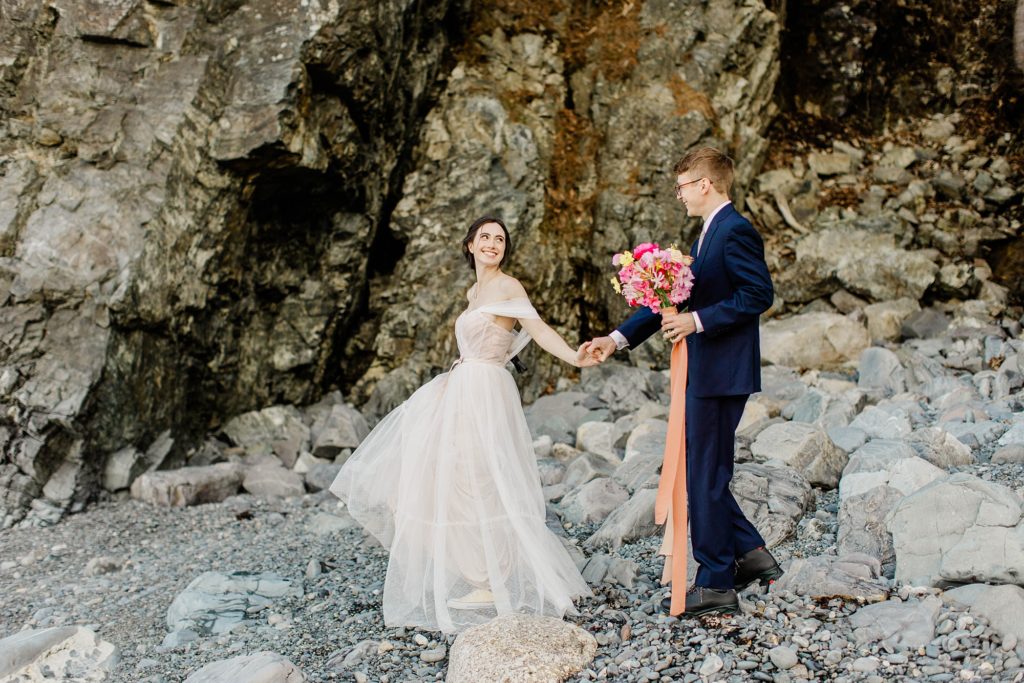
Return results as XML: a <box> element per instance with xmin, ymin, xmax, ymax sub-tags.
<box><xmin>654</xmin><ymin>305</ymin><xmax>688</xmax><ymax>616</ymax></box>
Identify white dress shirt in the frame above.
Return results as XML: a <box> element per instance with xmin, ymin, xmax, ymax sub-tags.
<box><xmin>610</xmin><ymin>200</ymin><xmax>731</xmax><ymax>349</ymax></box>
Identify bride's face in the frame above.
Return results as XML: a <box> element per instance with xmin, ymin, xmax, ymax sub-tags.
<box><xmin>470</xmin><ymin>223</ymin><xmax>506</xmax><ymax>267</ymax></box>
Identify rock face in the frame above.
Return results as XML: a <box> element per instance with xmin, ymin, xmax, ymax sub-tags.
<box><xmin>0</xmin><ymin>0</ymin><xmax>464</xmax><ymax>527</ymax></box>
<box><xmin>888</xmin><ymin>474</ymin><xmax>1024</xmax><ymax>587</ymax></box>
<box><xmin>447</xmin><ymin>614</ymin><xmax>597</xmax><ymax>683</ymax></box>
<box><xmin>357</xmin><ymin>0</ymin><xmax>782</xmax><ymax>414</ymax></box>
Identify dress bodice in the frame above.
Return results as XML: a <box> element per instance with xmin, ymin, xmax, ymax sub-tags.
<box><xmin>455</xmin><ymin>308</ymin><xmax>515</xmax><ymax>365</ymax></box>
<box><xmin>452</xmin><ymin>297</ymin><xmax>538</xmax><ymax>367</ymax></box>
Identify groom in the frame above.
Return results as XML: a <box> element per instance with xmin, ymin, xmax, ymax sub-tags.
<box><xmin>587</xmin><ymin>147</ymin><xmax>781</xmax><ymax>616</ymax></box>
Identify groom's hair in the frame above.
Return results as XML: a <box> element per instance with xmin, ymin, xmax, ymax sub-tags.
<box><xmin>462</xmin><ymin>215</ymin><xmax>514</xmax><ymax>270</ymax></box>
<box><xmin>674</xmin><ymin>147</ymin><xmax>734</xmax><ymax>197</ymax></box>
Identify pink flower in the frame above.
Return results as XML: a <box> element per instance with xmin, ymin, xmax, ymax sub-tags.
<box><xmin>632</xmin><ymin>242</ymin><xmax>658</xmax><ymax>260</ymax></box>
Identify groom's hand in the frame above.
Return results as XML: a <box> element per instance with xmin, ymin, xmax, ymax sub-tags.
<box><xmin>584</xmin><ymin>337</ymin><xmax>616</xmax><ymax>362</ymax></box>
<box><xmin>661</xmin><ymin>311</ymin><xmax>696</xmax><ymax>344</ymax></box>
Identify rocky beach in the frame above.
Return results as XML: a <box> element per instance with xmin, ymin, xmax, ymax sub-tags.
<box><xmin>2</xmin><ymin>0</ymin><xmax>1024</xmax><ymax>681</ymax></box>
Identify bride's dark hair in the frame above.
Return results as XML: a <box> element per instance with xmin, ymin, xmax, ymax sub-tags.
<box><xmin>462</xmin><ymin>215</ymin><xmax>513</xmax><ymax>270</ymax></box>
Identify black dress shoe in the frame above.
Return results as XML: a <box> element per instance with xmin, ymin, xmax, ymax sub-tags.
<box><xmin>734</xmin><ymin>546</ymin><xmax>783</xmax><ymax>591</ymax></box>
<box><xmin>661</xmin><ymin>585</ymin><xmax>738</xmax><ymax>617</ymax></box>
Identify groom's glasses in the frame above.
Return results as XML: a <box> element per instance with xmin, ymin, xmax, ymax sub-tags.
<box><xmin>674</xmin><ymin>177</ymin><xmax>705</xmax><ymax>198</ymax></box>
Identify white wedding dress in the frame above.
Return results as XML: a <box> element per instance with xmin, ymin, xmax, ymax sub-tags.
<box><xmin>330</xmin><ymin>297</ymin><xmax>591</xmax><ymax>633</ymax></box>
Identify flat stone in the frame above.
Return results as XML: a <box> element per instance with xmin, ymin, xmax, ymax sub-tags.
<box><xmin>772</xmin><ymin>553</ymin><xmax>889</xmax><ymax>603</ymax></box>
<box><xmin>768</xmin><ymin>646</ymin><xmax>798</xmax><ymax>669</ymax></box>
<box><xmin>849</xmin><ymin>596</ymin><xmax>942</xmax><ymax>650</ymax></box>
<box><xmin>166</xmin><ymin>572</ymin><xmax>300</xmax><ymax>641</ymax></box>
<box><xmin>183</xmin><ymin>651</ymin><xmax>305</xmax><ymax>682</ymax></box>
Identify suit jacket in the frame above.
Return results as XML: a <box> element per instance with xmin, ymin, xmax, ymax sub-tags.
<box><xmin>617</xmin><ymin>204</ymin><xmax>774</xmax><ymax>398</ymax></box>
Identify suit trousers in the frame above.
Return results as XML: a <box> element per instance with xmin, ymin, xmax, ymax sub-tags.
<box><xmin>686</xmin><ymin>393</ymin><xmax>766</xmax><ymax>589</ymax></box>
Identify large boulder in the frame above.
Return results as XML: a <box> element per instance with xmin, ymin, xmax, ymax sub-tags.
<box><xmin>856</xmin><ymin>347</ymin><xmax>907</xmax><ymax>398</ymax></box>
<box><xmin>222</xmin><ymin>406</ymin><xmax>310</xmax><ymax>468</ymax></box>
<box><xmin>129</xmin><ymin>463</ymin><xmax>244</xmax><ymax>507</ymax></box>
<box><xmin>750</xmin><ymin>421</ymin><xmax>847</xmax><ymax>488</ymax></box>
<box><xmin>760</xmin><ymin>313</ymin><xmax>870</xmax><ymax>370</ymax></box>
<box><xmin>310</xmin><ymin>404</ymin><xmax>369</xmax><ymax>460</ymax></box>
<box><xmin>863</xmin><ymin>298</ymin><xmax>921</xmax><ymax>341</ymax></box>
<box><xmin>585</xmin><ymin>488</ymin><xmax>658</xmax><ymax>550</ymax></box>
<box><xmin>557</xmin><ymin>478</ymin><xmax>629</xmax><ymax>525</ymax></box>
<box><xmin>888</xmin><ymin>473</ymin><xmax>1024</xmax><ymax>586</ymax></box>
<box><xmin>837</xmin><ymin>441</ymin><xmax>946</xmax><ymax>572</ymax></box>
<box><xmin>447</xmin><ymin>614</ymin><xmax>596</xmax><ymax>683</ymax></box>
<box><xmin>242</xmin><ymin>465</ymin><xmax>306</xmax><ymax>500</ymax></box>
<box><xmin>732</xmin><ymin>462</ymin><xmax>813</xmax><ymax>548</ymax></box>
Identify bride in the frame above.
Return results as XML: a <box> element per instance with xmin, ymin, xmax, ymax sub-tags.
<box><xmin>331</xmin><ymin>216</ymin><xmax>595</xmax><ymax>633</ymax></box>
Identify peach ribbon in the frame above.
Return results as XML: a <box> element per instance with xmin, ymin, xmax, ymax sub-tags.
<box><xmin>654</xmin><ymin>305</ymin><xmax>688</xmax><ymax>616</ymax></box>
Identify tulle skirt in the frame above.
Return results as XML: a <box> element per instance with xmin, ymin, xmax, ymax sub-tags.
<box><xmin>330</xmin><ymin>359</ymin><xmax>591</xmax><ymax>633</ymax></box>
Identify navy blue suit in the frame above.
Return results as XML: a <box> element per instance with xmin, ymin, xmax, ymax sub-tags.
<box><xmin>617</xmin><ymin>203</ymin><xmax>774</xmax><ymax>589</ymax></box>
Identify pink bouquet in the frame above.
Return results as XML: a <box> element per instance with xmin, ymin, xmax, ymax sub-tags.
<box><xmin>610</xmin><ymin>242</ymin><xmax>695</xmax><ymax>314</ymax></box>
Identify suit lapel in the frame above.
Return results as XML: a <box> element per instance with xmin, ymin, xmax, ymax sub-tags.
<box><xmin>693</xmin><ymin>204</ymin><xmax>732</xmax><ymax>280</ymax></box>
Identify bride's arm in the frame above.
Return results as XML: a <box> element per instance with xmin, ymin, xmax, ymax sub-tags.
<box><xmin>498</xmin><ymin>278</ymin><xmax>595</xmax><ymax>367</ymax></box>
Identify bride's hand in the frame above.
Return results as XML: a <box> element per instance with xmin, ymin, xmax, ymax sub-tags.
<box><xmin>575</xmin><ymin>343</ymin><xmax>601</xmax><ymax>367</ymax></box>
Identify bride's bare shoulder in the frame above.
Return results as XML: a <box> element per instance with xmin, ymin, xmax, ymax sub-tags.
<box><xmin>496</xmin><ymin>275</ymin><xmax>528</xmax><ymax>299</ymax></box>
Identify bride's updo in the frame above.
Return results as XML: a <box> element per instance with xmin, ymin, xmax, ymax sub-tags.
<box><xmin>461</xmin><ymin>215</ymin><xmax>513</xmax><ymax>270</ymax></box>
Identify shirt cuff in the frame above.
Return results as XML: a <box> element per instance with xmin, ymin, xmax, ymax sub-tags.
<box><xmin>691</xmin><ymin>311</ymin><xmax>704</xmax><ymax>334</ymax></box>
<box><xmin>609</xmin><ymin>330</ymin><xmax>629</xmax><ymax>350</ymax></box>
